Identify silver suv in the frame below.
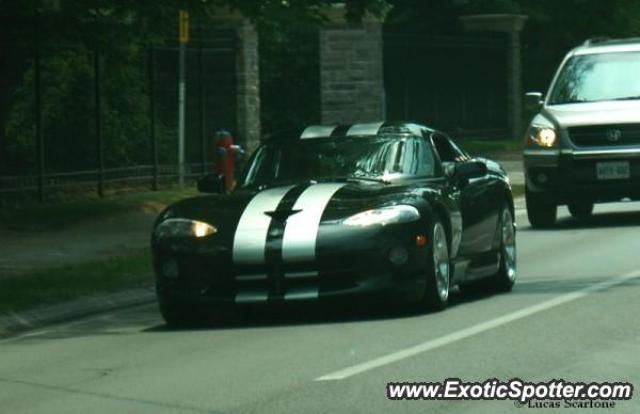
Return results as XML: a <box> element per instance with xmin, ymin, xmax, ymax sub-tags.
<box><xmin>523</xmin><ymin>37</ymin><xmax>640</xmax><ymax>227</ymax></box>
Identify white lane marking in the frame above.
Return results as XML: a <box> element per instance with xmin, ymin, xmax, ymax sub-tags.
<box><xmin>315</xmin><ymin>268</ymin><xmax>640</xmax><ymax>381</ymax></box>
<box><xmin>235</xmin><ymin>290</ymin><xmax>269</xmax><ymax>304</ymax></box>
<box><xmin>232</xmin><ymin>186</ymin><xmax>294</xmax><ymax>265</ymax></box>
<box><xmin>282</xmin><ymin>183</ymin><xmax>345</xmax><ymax>263</ymax></box>
<box><xmin>301</xmin><ymin>125</ymin><xmax>337</xmax><ymax>139</ymax></box>
<box><xmin>346</xmin><ymin>122</ymin><xmax>385</xmax><ymax>137</ymax></box>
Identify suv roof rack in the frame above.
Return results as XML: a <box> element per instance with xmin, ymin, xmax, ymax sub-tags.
<box><xmin>583</xmin><ymin>37</ymin><xmax>610</xmax><ymax>47</ymax></box>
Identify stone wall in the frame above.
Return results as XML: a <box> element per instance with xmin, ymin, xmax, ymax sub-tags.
<box><xmin>235</xmin><ymin>22</ymin><xmax>261</xmax><ymax>152</ymax></box>
<box><xmin>319</xmin><ymin>23</ymin><xmax>386</xmax><ymax>125</ymax></box>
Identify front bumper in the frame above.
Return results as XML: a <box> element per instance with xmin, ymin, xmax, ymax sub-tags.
<box><xmin>524</xmin><ymin>148</ymin><xmax>640</xmax><ymax>203</ymax></box>
<box><xmin>153</xmin><ymin>222</ymin><xmax>430</xmax><ymax>307</ymax></box>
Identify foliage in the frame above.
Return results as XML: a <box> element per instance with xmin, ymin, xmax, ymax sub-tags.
<box><xmin>0</xmin><ymin>0</ymin><xmax>390</xmax><ymax>176</ymax></box>
<box><xmin>258</xmin><ymin>22</ymin><xmax>320</xmax><ymax>138</ymax></box>
<box><xmin>387</xmin><ymin>0</ymin><xmax>640</xmax><ymax>90</ymax></box>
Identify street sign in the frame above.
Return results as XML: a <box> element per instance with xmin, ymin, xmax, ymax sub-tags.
<box><xmin>179</xmin><ymin>10</ymin><xmax>189</xmax><ymax>44</ymax></box>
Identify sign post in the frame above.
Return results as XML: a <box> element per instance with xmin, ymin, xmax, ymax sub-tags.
<box><xmin>178</xmin><ymin>10</ymin><xmax>189</xmax><ymax>186</ymax></box>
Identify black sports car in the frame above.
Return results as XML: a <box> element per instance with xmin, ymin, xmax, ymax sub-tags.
<box><xmin>152</xmin><ymin>122</ymin><xmax>516</xmax><ymax>325</ymax></box>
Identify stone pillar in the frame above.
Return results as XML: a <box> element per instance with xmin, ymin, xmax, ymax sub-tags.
<box><xmin>319</xmin><ymin>10</ymin><xmax>386</xmax><ymax>125</ymax></box>
<box><xmin>211</xmin><ymin>14</ymin><xmax>261</xmax><ymax>152</ymax></box>
<box><xmin>459</xmin><ymin>14</ymin><xmax>528</xmax><ymax>140</ymax></box>
<box><xmin>234</xmin><ymin>21</ymin><xmax>260</xmax><ymax>152</ymax></box>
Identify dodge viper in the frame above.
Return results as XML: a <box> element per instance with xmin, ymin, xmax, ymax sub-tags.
<box><xmin>151</xmin><ymin>122</ymin><xmax>516</xmax><ymax>325</ymax></box>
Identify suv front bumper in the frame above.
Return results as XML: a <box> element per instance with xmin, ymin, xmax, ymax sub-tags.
<box><xmin>524</xmin><ymin>148</ymin><xmax>640</xmax><ymax>204</ymax></box>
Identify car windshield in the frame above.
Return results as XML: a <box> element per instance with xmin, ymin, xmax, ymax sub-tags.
<box><xmin>242</xmin><ymin>135</ymin><xmax>438</xmax><ymax>186</ymax></box>
<box><xmin>548</xmin><ymin>51</ymin><xmax>640</xmax><ymax>104</ymax></box>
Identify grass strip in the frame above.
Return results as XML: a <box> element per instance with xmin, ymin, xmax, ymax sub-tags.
<box><xmin>458</xmin><ymin>139</ymin><xmax>522</xmax><ymax>155</ymax></box>
<box><xmin>0</xmin><ymin>188</ymin><xmax>197</xmax><ymax>231</ymax></box>
<box><xmin>0</xmin><ymin>249</ymin><xmax>153</xmax><ymax>314</ymax></box>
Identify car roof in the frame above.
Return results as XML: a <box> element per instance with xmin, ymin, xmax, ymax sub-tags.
<box><xmin>571</xmin><ymin>37</ymin><xmax>640</xmax><ymax>56</ymax></box>
<box><xmin>299</xmin><ymin>121</ymin><xmax>435</xmax><ymax>140</ymax></box>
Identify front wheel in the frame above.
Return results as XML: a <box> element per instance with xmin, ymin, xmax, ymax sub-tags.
<box><xmin>490</xmin><ymin>206</ymin><xmax>517</xmax><ymax>292</ymax></box>
<box><xmin>422</xmin><ymin>220</ymin><xmax>450</xmax><ymax>311</ymax></box>
<box><xmin>157</xmin><ymin>290</ymin><xmax>208</xmax><ymax>328</ymax></box>
<box><xmin>525</xmin><ymin>186</ymin><xmax>557</xmax><ymax>228</ymax></box>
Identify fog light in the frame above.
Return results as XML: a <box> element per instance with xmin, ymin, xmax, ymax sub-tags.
<box><xmin>537</xmin><ymin>173</ymin><xmax>548</xmax><ymax>184</ymax></box>
<box><xmin>162</xmin><ymin>258</ymin><xmax>179</xmax><ymax>279</ymax></box>
<box><xmin>389</xmin><ymin>245</ymin><xmax>409</xmax><ymax>267</ymax></box>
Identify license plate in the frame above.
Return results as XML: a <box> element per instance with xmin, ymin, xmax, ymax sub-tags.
<box><xmin>596</xmin><ymin>161</ymin><xmax>630</xmax><ymax>180</ymax></box>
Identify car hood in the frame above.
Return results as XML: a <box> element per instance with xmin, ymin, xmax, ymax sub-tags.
<box><xmin>157</xmin><ymin>181</ymin><xmax>433</xmax><ymax>239</ymax></box>
<box><xmin>543</xmin><ymin>100</ymin><xmax>640</xmax><ymax>128</ymax></box>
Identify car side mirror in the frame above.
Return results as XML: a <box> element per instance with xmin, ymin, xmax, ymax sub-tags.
<box><xmin>443</xmin><ymin>162</ymin><xmax>456</xmax><ymax>179</ymax></box>
<box><xmin>525</xmin><ymin>92</ymin><xmax>544</xmax><ymax>111</ymax></box>
<box><xmin>230</xmin><ymin>145</ymin><xmax>246</xmax><ymax>161</ymax></box>
<box><xmin>197</xmin><ymin>174</ymin><xmax>225</xmax><ymax>194</ymax></box>
<box><xmin>455</xmin><ymin>161</ymin><xmax>488</xmax><ymax>181</ymax></box>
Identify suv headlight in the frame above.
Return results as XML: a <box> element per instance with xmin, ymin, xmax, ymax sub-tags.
<box><xmin>344</xmin><ymin>205</ymin><xmax>420</xmax><ymax>227</ymax></box>
<box><xmin>154</xmin><ymin>218</ymin><xmax>217</xmax><ymax>238</ymax></box>
<box><xmin>526</xmin><ymin>114</ymin><xmax>557</xmax><ymax>148</ymax></box>
<box><xmin>528</xmin><ymin>126</ymin><xmax>557</xmax><ymax>148</ymax></box>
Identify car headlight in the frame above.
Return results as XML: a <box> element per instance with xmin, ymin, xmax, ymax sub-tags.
<box><xmin>528</xmin><ymin>126</ymin><xmax>557</xmax><ymax>148</ymax></box>
<box><xmin>154</xmin><ymin>218</ymin><xmax>217</xmax><ymax>238</ymax></box>
<box><xmin>343</xmin><ymin>205</ymin><xmax>420</xmax><ymax>227</ymax></box>
<box><xmin>526</xmin><ymin>115</ymin><xmax>557</xmax><ymax>148</ymax></box>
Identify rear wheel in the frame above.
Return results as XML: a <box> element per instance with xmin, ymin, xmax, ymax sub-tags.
<box><xmin>568</xmin><ymin>202</ymin><xmax>594</xmax><ymax>219</ymax></box>
<box><xmin>525</xmin><ymin>186</ymin><xmax>557</xmax><ymax>228</ymax></box>
<box><xmin>422</xmin><ymin>220</ymin><xmax>450</xmax><ymax>311</ymax></box>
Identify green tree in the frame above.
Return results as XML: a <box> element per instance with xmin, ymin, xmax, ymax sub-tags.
<box><xmin>1</xmin><ymin>0</ymin><xmax>390</xmax><ymax>176</ymax></box>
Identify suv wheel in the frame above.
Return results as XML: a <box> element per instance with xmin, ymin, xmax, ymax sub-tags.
<box><xmin>525</xmin><ymin>186</ymin><xmax>557</xmax><ymax>228</ymax></box>
<box><xmin>568</xmin><ymin>202</ymin><xmax>594</xmax><ymax>219</ymax></box>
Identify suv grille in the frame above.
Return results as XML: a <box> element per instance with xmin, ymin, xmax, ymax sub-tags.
<box><xmin>568</xmin><ymin>124</ymin><xmax>640</xmax><ymax>147</ymax></box>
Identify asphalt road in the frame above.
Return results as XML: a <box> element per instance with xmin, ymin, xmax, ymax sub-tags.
<box><xmin>1</xmin><ymin>202</ymin><xmax>639</xmax><ymax>413</ymax></box>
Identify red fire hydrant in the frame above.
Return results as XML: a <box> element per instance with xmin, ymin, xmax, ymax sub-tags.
<box><xmin>214</xmin><ymin>129</ymin><xmax>237</xmax><ymax>193</ymax></box>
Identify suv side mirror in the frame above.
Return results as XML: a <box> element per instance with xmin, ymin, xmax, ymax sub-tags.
<box><xmin>456</xmin><ymin>161</ymin><xmax>488</xmax><ymax>181</ymax></box>
<box><xmin>525</xmin><ymin>92</ymin><xmax>544</xmax><ymax>110</ymax></box>
<box><xmin>197</xmin><ymin>174</ymin><xmax>225</xmax><ymax>194</ymax></box>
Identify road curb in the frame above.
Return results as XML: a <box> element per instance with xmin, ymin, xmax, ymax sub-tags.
<box><xmin>0</xmin><ymin>287</ymin><xmax>156</xmax><ymax>338</ymax></box>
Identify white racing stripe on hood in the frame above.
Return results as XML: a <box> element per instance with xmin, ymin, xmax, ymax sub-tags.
<box><xmin>282</xmin><ymin>183</ymin><xmax>346</xmax><ymax>262</ymax></box>
<box><xmin>232</xmin><ymin>186</ymin><xmax>294</xmax><ymax>265</ymax></box>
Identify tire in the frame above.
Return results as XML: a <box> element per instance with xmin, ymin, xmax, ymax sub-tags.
<box><xmin>422</xmin><ymin>219</ymin><xmax>450</xmax><ymax>311</ymax></box>
<box><xmin>157</xmin><ymin>290</ymin><xmax>208</xmax><ymax>328</ymax></box>
<box><xmin>525</xmin><ymin>186</ymin><xmax>557</xmax><ymax>228</ymax></box>
<box><xmin>568</xmin><ymin>202</ymin><xmax>594</xmax><ymax>219</ymax></box>
<box><xmin>490</xmin><ymin>205</ymin><xmax>517</xmax><ymax>292</ymax></box>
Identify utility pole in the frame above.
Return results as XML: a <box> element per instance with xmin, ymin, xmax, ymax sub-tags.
<box><xmin>178</xmin><ymin>10</ymin><xmax>189</xmax><ymax>186</ymax></box>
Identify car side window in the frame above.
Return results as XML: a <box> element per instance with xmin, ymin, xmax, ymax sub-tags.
<box><xmin>432</xmin><ymin>133</ymin><xmax>467</xmax><ymax>163</ymax></box>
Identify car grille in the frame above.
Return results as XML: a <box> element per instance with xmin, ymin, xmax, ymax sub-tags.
<box><xmin>230</xmin><ymin>266</ymin><xmax>358</xmax><ymax>301</ymax></box>
<box><xmin>568</xmin><ymin>124</ymin><xmax>640</xmax><ymax>147</ymax></box>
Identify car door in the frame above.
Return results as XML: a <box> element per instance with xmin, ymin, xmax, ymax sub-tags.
<box><xmin>431</xmin><ymin>133</ymin><xmax>498</xmax><ymax>257</ymax></box>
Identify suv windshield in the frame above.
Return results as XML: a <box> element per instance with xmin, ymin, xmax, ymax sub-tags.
<box><xmin>243</xmin><ymin>135</ymin><xmax>438</xmax><ymax>187</ymax></box>
<box><xmin>548</xmin><ymin>51</ymin><xmax>640</xmax><ymax>104</ymax></box>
